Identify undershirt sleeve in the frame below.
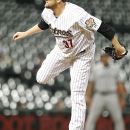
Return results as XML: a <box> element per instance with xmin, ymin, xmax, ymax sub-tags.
<box><xmin>97</xmin><ymin>22</ymin><xmax>116</xmax><ymax>41</ymax></box>
<box><xmin>38</xmin><ymin>19</ymin><xmax>49</xmax><ymax>30</ymax></box>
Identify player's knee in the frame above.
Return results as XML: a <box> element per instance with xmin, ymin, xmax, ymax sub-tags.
<box><xmin>36</xmin><ymin>69</ymin><xmax>47</xmax><ymax>84</ymax></box>
<box><xmin>112</xmin><ymin>114</ymin><xmax>124</xmax><ymax>127</ymax></box>
<box><xmin>113</xmin><ymin>116</ymin><xmax>123</xmax><ymax>124</ymax></box>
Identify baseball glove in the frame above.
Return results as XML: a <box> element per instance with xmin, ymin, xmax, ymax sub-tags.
<box><xmin>103</xmin><ymin>46</ymin><xmax>128</xmax><ymax>60</ymax></box>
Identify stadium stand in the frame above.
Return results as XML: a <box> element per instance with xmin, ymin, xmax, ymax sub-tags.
<box><xmin>0</xmin><ymin>0</ymin><xmax>130</xmax><ymax>115</ymax></box>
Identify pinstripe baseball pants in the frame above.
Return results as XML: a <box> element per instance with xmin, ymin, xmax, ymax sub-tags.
<box><xmin>36</xmin><ymin>44</ymin><xmax>95</xmax><ymax>130</ymax></box>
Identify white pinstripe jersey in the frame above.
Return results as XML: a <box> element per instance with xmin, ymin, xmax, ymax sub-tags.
<box><xmin>41</xmin><ymin>2</ymin><xmax>102</xmax><ymax>57</ymax></box>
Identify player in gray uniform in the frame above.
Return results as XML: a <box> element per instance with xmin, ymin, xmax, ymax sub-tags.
<box><xmin>13</xmin><ymin>0</ymin><xmax>126</xmax><ymax>130</ymax></box>
<box><xmin>85</xmin><ymin>53</ymin><xmax>126</xmax><ymax>130</ymax></box>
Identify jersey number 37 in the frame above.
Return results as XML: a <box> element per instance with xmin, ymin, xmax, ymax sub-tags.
<box><xmin>63</xmin><ymin>39</ymin><xmax>73</xmax><ymax>48</ymax></box>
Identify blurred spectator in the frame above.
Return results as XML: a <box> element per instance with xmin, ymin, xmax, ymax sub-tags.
<box><xmin>85</xmin><ymin>53</ymin><xmax>126</xmax><ymax>130</ymax></box>
<box><xmin>54</xmin><ymin>99</ymin><xmax>65</xmax><ymax>113</ymax></box>
<box><xmin>0</xmin><ymin>48</ymin><xmax>4</xmax><ymax>60</ymax></box>
<box><xmin>32</xmin><ymin>51</ymin><xmax>45</xmax><ymax>81</ymax></box>
<box><xmin>0</xmin><ymin>48</ymin><xmax>12</xmax><ymax>69</ymax></box>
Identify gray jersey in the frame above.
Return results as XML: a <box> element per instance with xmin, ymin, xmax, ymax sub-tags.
<box><xmin>89</xmin><ymin>63</ymin><xmax>123</xmax><ymax>93</ymax></box>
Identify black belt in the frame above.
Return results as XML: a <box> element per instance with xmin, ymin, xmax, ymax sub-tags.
<box><xmin>97</xmin><ymin>91</ymin><xmax>116</xmax><ymax>95</ymax></box>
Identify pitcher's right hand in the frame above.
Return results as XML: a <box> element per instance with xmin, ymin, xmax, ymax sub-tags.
<box><xmin>13</xmin><ymin>32</ymin><xmax>27</xmax><ymax>41</ymax></box>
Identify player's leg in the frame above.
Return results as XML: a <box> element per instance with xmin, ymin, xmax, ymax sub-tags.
<box><xmin>69</xmin><ymin>45</ymin><xmax>95</xmax><ymax>130</ymax></box>
<box><xmin>36</xmin><ymin>46</ymin><xmax>71</xmax><ymax>84</ymax></box>
<box><xmin>106</xmin><ymin>94</ymin><xmax>124</xmax><ymax>130</ymax></box>
<box><xmin>85</xmin><ymin>94</ymin><xmax>105</xmax><ymax>130</ymax></box>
